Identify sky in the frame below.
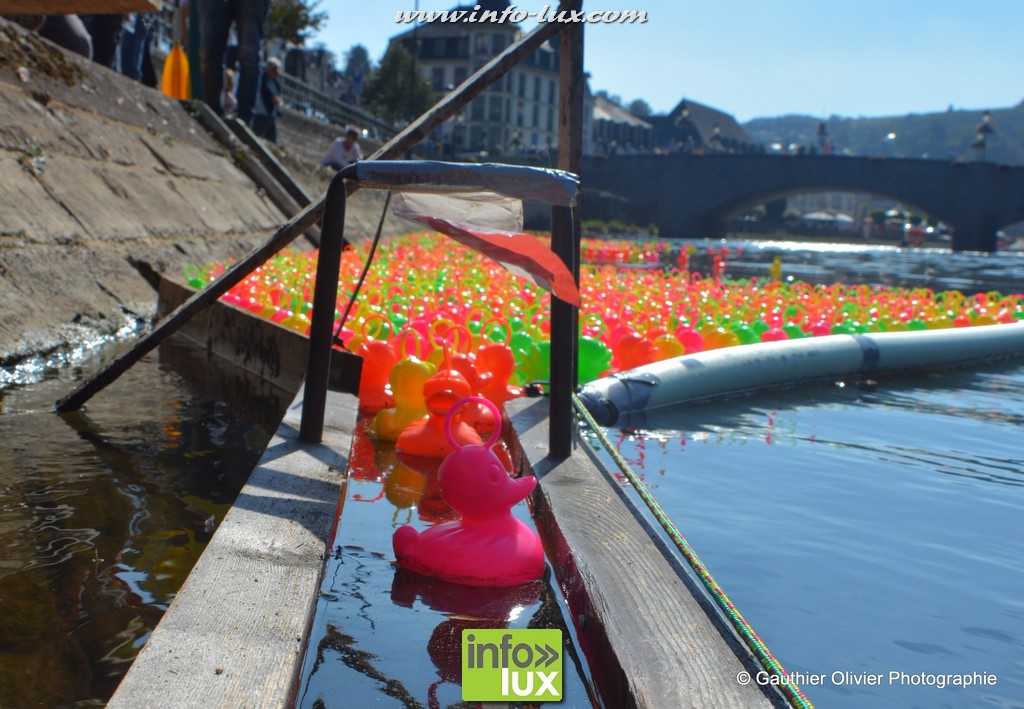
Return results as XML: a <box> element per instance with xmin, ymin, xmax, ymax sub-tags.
<box><xmin>311</xmin><ymin>0</ymin><xmax>1024</xmax><ymax>123</ymax></box>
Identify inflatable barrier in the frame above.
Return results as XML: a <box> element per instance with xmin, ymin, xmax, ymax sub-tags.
<box><xmin>577</xmin><ymin>323</ymin><xmax>1024</xmax><ymax>427</ymax></box>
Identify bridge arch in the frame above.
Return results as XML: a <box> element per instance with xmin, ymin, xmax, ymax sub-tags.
<box><xmin>581</xmin><ymin>153</ymin><xmax>1024</xmax><ymax>252</ymax></box>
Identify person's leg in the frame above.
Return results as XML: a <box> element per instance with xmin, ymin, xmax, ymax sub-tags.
<box><xmin>118</xmin><ymin>14</ymin><xmax>146</xmax><ymax>80</ymax></box>
<box><xmin>39</xmin><ymin>15</ymin><xmax>92</xmax><ymax>59</ymax></box>
<box><xmin>197</xmin><ymin>0</ymin><xmax>230</xmax><ymax>109</ymax></box>
<box><xmin>81</xmin><ymin>14</ymin><xmax>123</xmax><ymax>69</ymax></box>
<box><xmin>251</xmin><ymin>114</ymin><xmax>270</xmax><ymax>139</ymax></box>
<box><xmin>232</xmin><ymin>0</ymin><xmax>270</xmax><ymax>123</ymax></box>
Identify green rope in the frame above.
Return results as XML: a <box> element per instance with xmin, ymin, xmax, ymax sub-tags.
<box><xmin>572</xmin><ymin>393</ymin><xmax>815</xmax><ymax>709</ymax></box>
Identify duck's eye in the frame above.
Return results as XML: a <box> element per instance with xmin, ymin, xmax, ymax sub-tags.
<box><xmin>487</xmin><ymin>465</ymin><xmax>503</xmax><ymax>483</ymax></box>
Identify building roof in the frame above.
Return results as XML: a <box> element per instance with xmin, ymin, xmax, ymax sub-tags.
<box><xmin>672</xmin><ymin>98</ymin><xmax>752</xmax><ymax>143</ymax></box>
<box><xmin>592</xmin><ymin>96</ymin><xmax>653</xmax><ymax>129</ymax></box>
<box><xmin>650</xmin><ymin>97</ymin><xmax>758</xmax><ymax>150</ymax></box>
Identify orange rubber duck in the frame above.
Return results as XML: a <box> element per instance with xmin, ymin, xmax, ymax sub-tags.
<box><xmin>395</xmin><ymin>367</ymin><xmax>479</xmax><ymax>459</ymax></box>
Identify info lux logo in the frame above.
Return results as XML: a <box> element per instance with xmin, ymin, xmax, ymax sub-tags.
<box><xmin>462</xmin><ymin>629</ymin><xmax>563</xmax><ymax>701</ymax></box>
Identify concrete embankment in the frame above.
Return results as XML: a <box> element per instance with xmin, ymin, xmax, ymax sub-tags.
<box><xmin>0</xmin><ymin>18</ymin><xmax>401</xmax><ymax>367</ymax></box>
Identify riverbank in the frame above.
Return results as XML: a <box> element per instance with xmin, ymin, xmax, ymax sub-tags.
<box><xmin>0</xmin><ymin>18</ymin><xmax>405</xmax><ymax>369</ymax></box>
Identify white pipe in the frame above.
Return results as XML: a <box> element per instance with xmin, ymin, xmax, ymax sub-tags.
<box><xmin>577</xmin><ymin>323</ymin><xmax>1024</xmax><ymax>426</ymax></box>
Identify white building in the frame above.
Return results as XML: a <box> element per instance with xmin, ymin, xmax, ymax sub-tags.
<box><xmin>389</xmin><ymin>0</ymin><xmax>562</xmax><ymax>157</ymax></box>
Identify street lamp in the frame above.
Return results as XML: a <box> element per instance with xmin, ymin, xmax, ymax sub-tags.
<box><xmin>972</xmin><ymin>110</ymin><xmax>994</xmax><ymax>162</ymax></box>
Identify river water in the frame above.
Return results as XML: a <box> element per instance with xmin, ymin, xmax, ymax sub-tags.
<box><xmin>0</xmin><ymin>335</ymin><xmax>289</xmax><ymax>707</ymax></box>
<box><xmin>1</xmin><ymin>240</ymin><xmax>1021</xmax><ymax>707</ymax></box>
<box><xmin>585</xmin><ymin>240</ymin><xmax>1024</xmax><ymax>708</ymax></box>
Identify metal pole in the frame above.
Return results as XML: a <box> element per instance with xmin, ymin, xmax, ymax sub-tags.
<box><xmin>187</xmin><ymin>0</ymin><xmax>202</xmax><ymax>100</ymax></box>
<box><xmin>549</xmin><ymin>0</ymin><xmax>584</xmax><ymax>458</ymax></box>
<box><xmin>299</xmin><ymin>170</ymin><xmax>348</xmax><ymax>442</ymax></box>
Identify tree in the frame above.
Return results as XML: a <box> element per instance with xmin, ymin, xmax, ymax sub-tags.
<box><xmin>362</xmin><ymin>44</ymin><xmax>434</xmax><ymax>124</ymax></box>
<box><xmin>343</xmin><ymin>44</ymin><xmax>372</xmax><ymax>82</ymax></box>
<box><xmin>626</xmin><ymin>99</ymin><xmax>652</xmax><ymax>118</ymax></box>
<box><xmin>266</xmin><ymin>0</ymin><xmax>327</xmax><ymax>45</ymax></box>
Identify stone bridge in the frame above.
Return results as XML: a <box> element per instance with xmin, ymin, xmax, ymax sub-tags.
<box><xmin>581</xmin><ymin>153</ymin><xmax>1024</xmax><ymax>252</ymax></box>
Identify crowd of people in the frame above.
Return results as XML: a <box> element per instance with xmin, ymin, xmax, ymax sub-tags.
<box><xmin>9</xmin><ymin>3</ymin><xmax>285</xmax><ymax>142</ymax></box>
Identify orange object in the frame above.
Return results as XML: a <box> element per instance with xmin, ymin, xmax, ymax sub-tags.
<box><xmin>395</xmin><ymin>369</ymin><xmax>478</xmax><ymax>458</ymax></box>
<box><xmin>161</xmin><ymin>43</ymin><xmax>192</xmax><ymax>100</ymax></box>
<box><xmin>357</xmin><ymin>340</ymin><xmax>397</xmax><ymax>412</ymax></box>
<box><xmin>474</xmin><ymin>344</ymin><xmax>525</xmax><ymax>407</ymax></box>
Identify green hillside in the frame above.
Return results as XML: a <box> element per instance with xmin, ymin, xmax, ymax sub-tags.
<box><xmin>744</xmin><ymin>101</ymin><xmax>1024</xmax><ymax>165</ymax></box>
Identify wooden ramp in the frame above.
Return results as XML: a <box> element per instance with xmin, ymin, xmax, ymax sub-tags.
<box><xmin>107</xmin><ymin>386</ymin><xmax>359</xmax><ymax>709</ymax></box>
<box><xmin>108</xmin><ymin>279</ymin><xmax>792</xmax><ymax>708</ymax></box>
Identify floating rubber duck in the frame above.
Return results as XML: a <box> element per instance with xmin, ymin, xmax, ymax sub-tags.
<box><xmin>356</xmin><ymin>339</ymin><xmax>397</xmax><ymax>412</ymax></box>
<box><xmin>370</xmin><ymin>357</ymin><xmax>436</xmax><ymax>441</ymax></box>
<box><xmin>474</xmin><ymin>343</ymin><xmax>525</xmax><ymax>406</ymax></box>
<box><xmin>395</xmin><ymin>367</ymin><xmax>479</xmax><ymax>458</ymax></box>
<box><xmin>393</xmin><ymin>397</ymin><xmax>545</xmax><ymax>587</ymax></box>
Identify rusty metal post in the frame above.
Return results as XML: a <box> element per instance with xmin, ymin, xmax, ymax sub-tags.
<box><xmin>549</xmin><ymin>0</ymin><xmax>584</xmax><ymax>458</ymax></box>
<box><xmin>299</xmin><ymin>170</ymin><xmax>348</xmax><ymax>442</ymax></box>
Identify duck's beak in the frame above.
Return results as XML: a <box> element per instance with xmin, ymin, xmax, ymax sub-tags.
<box><xmin>502</xmin><ymin>474</ymin><xmax>536</xmax><ymax>507</ymax></box>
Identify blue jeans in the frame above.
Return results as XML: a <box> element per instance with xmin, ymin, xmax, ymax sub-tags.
<box><xmin>198</xmin><ymin>0</ymin><xmax>269</xmax><ymax>122</ymax></box>
<box><xmin>118</xmin><ymin>13</ymin><xmax>149</xmax><ymax>81</ymax></box>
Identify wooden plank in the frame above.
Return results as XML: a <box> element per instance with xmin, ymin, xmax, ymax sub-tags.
<box><xmin>505</xmin><ymin>397</ymin><xmax>789</xmax><ymax>709</ymax></box>
<box><xmin>107</xmin><ymin>386</ymin><xmax>359</xmax><ymax>709</ymax></box>
<box><xmin>193</xmin><ymin>102</ymin><xmax>322</xmax><ymax>247</ymax></box>
<box><xmin>0</xmin><ymin>0</ymin><xmax>160</xmax><ymax>13</ymax></box>
<box><xmin>157</xmin><ymin>276</ymin><xmax>311</xmax><ymax>392</ymax></box>
<box><xmin>227</xmin><ymin>116</ymin><xmax>315</xmax><ymax>213</ymax></box>
<box><xmin>157</xmin><ymin>275</ymin><xmax>360</xmax><ymax>395</ymax></box>
<box><xmin>53</xmin><ymin>196</ymin><xmax>323</xmax><ymax>412</ymax></box>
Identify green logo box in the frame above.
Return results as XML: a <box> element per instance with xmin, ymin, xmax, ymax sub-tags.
<box><xmin>462</xmin><ymin>628</ymin><xmax>563</xmax><ymax>702</ymax></box>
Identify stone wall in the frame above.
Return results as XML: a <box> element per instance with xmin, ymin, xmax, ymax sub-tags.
<box><xmin>0</xmin><ymin>19</ymin><xmax>404</xmax><ymax>365</ymax></box>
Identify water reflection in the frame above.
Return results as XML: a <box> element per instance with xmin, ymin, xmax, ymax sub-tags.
<box><xmin>587</xmin><ymin>353</ymin><xmax>1024</xmax><ymax>708</ymax></box>
<box><xmin>0</xmin><ymin>335</ymin><xmax>289</xmax><ymax>706</ymax></box>
<box><xmin>296</xmin><ymin>418</ymin><xmax>597</xmax><ymax>708</ymax></box>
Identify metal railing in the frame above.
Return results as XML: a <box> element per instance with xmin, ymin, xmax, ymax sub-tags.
<box><xmin>278</xmin><ymin>73</ymin><xmax>397</xmax><ymax>141</ymax></box>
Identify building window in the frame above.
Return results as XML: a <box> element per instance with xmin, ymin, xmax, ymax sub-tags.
<box><xmin>471</xmin><ymin>98</ymin><xmax>485</xmax><ymax>121</ymax></box>
<box><xmin>474</xmin><ymin>33</ymin><xmax>489</xmax><ymax>56</ymax></box>
<box><xmin>489</xmin><ymin>95</ymin><xmax>503</xmax><ymax>122</ymax></box>
<box><xmin>533</xmin><ymin>76</ymin><xmax>541</xmax><ymax>101</ymax></box>
<box><xmin>454</xmin><ymin>66</ymin><xmax>468</xmax><ymax>86</ymax></box>
<box><xmin>431</xmin><ymin>66</ymin><xmax>446</xmax><ymax>91</ymax></box>
<box><xmin>532</xmin><ymin>104</ymin><xmax>539</xmax><ymax>128</ymax></box>
<box><xmin>547</xmin><ymin>107</ymin><xmax>555</xmax><ymax>132</ymax></box>
<box><xmin>548</xmin><ymin>80</ymin><xmax>556</xmax><ymax>105</ymax></box>
<box><xmin>518</xmin><ymin>73</ymin><xmax>526</xmax><ymax>98</ymax></box>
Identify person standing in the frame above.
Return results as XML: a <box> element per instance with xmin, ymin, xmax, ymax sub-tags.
<box><xmin>251</xmin><ymin>57</ymin><xmax>281</xmax><ymax>142</ymax></box>
<box><xmin>197</xmin><ymin>0</ymin><xmax>269</xmax><ymax>123</ymax></box>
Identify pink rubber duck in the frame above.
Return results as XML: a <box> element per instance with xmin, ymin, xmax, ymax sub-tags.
<box><xmin>392</xmin><ymin>397</ymin><xmax>545</xmax><ymax>587</ymax></box>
